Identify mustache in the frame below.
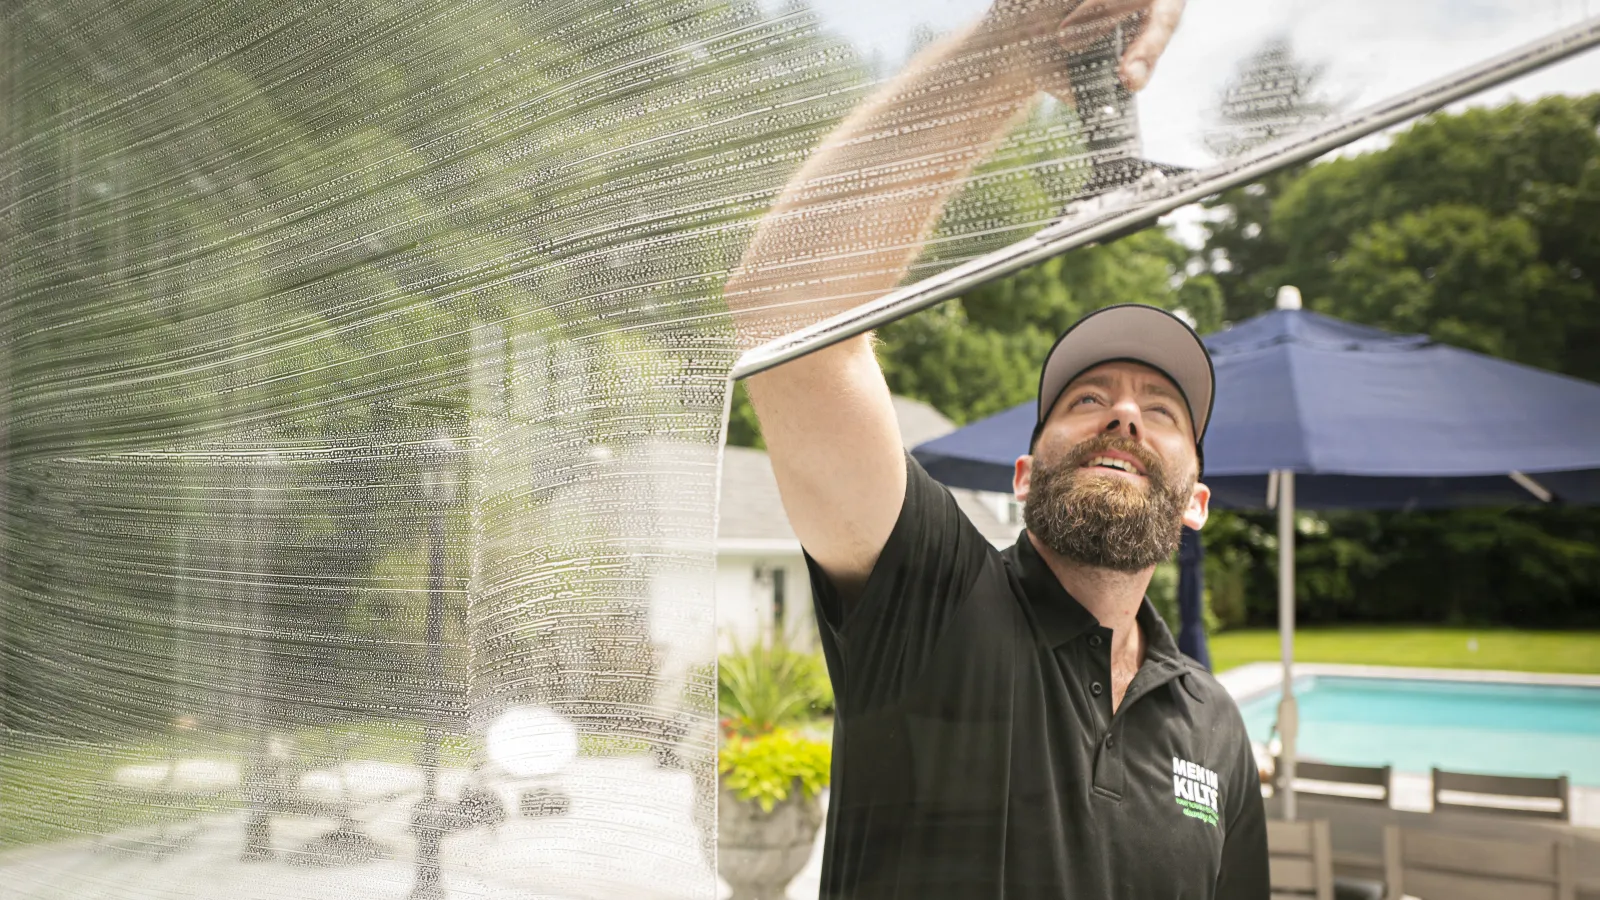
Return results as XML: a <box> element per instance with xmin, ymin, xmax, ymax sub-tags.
<box><xmin>1062</xmin><ymin>433</ymin><xmax>1164</xmax><ymax>481</ymax></box>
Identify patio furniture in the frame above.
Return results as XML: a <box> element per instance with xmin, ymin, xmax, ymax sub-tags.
<box><xmin>1268</xmin><ymin>818</ymin><xmax>1335</xmax><ymax>900</ymax></box>
<box><xmin>1276</xmin><ymin>759</ymin><xmax>1392</xmax><ymax>806</ymax></box>
<box><xmin>1382</xmin><ymin>824</ymin><xmax>1576</xmax><ymax>900</ymax></box>
<box><xmin>1431</xmin><ymin>768</ymin><xmax>1571</xmax><ymax>822</ymax></box>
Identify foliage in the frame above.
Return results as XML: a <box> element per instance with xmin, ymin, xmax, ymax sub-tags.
<box><xmin>1199</xmin><ymin>168</ymin><xmax>1308</xmax><ymax>322</ymax></box>
<box><xmin>1198</xmin><ymin>511</ymin><xmax>1270</xmax><ymax>630</ymax></box>
<box><xmin>718</xmin><ymin>728</ymin><xmax>831</xmax><ymax>812</ymax></box>
<box><xmin>578</xmin><ymin>734</ymin><xmax>656</xmax><ymax>757</ymax></box>
<box><xmin>1146</xmin><ymin>558</ymin><xmax>1219</xmax><ymax>638</ymax></box>
<box><xmin>725</xmin><ymin>380</ymin><xmax>764</xmax><ymax>450</ymax></box>
<box><xmin>717</xmin><ymin>637</ymin><xmax>833</xmax><ymax>738</ymax></box>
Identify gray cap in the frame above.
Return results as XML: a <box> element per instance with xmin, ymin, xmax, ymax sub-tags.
<box><xmin>1033</xmin><ymin>304</ymin><xmax>1215</xmax><ymax>451</ymax></box>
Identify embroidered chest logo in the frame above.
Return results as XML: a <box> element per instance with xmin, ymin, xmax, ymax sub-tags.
<box><xmin>1172</xmin><ymin>756</ymin><xmax>1220</xmax><ymax>827</ymax></box>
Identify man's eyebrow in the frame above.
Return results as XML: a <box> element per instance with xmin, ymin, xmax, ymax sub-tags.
<box><xmin>1066</xmin><ymin>372</ymin><xmax>1189</xmax><ymax>419</ymax></box>
<box><xmin>1069</xmin><ymin>373</ymin><xmax>1182</xmax><ymax>402</ymax></box>
<box><xmin>1066</xmin><ymin>374</ymin><xmax>1115</xmax><ymax>392</ymax></box>
<box><xmin>1139</xmin><ymin>380</ymin><xmax>1185</xmax><ymax>404</ymax></box>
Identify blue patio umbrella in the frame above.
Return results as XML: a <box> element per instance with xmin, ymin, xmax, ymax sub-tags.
<box><xmin>914</xmin><ymin>305</ymin><xmax>1600</xmax><ymax>507</ymax></box>
<box><xmin>1176</xmin><ymin>527</ymin><xmax>1209</xmax><ymax>670</ymax></box>
<box><xmin>911</xmin><ymin>292</ymin><xmax>1600</xmax><ymax>819</ymax></box>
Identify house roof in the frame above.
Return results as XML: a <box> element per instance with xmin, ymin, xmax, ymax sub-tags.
<box><xmin>718</xmin><ymin>396</ymin><xmax>1020</xmax><ymax>549</ymax></box>
<box><xmin>891</xmin><ymin>394</ymin><xmax>961</xmax><ymax>448</ymax></box>
<box><xmin>718</xmin><ymin>446</ymin><xmax>798</xmax><ymax>544</ymax></box>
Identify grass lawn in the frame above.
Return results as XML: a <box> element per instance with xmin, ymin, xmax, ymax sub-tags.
<box><xmin>1209</xmin><ymin>627</ymin><xmax>1600</xmax><ymax>676</ymax></box>
<box><xmin>0</xmin><ymin>720</ymin><xmax>474</xmax><ymax>849</ymax></box>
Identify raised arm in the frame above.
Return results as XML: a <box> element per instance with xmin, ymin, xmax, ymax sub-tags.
<box><xmin>724</xmin><ymin>0</ymin><xmax>1186</xmax><ymax>598</ymax></box>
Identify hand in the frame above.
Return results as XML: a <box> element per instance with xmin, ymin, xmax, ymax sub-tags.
<box><xmin>980</xmin><ymin>0</ymin><xmax>1187</xmax><ymax>92</ymax></box>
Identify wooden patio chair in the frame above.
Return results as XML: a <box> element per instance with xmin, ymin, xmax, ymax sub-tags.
<box><xmin>1431</xmin><ymin>768</ymin><xmax>1570</xmax><ymax>822</ymax></box>
<box><xmin>1268</xmin><ymin>818</ymin><xmax>1335</xmax><ymax>900</ymax></box>
<box><xmin>1277</xmin><ymin>759</ymin><xmax>1392</xmax><ymax>806</ymax></box>
<box><xmin>1382</xmin><ymin>824</ymin><xmax>1576</xmax><ymax>900</ymax></box>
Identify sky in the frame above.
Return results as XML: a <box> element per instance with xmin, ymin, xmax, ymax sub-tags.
<box><xmin>765</xmin><ymin>0</ymin><xmax>1600</xmax><ymax>243</ymax></box>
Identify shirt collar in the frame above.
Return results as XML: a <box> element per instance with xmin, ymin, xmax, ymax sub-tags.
<box><xmin>1005</xmin><ymin>530</ymin><xmax>1187</xmax><ymax>671</ymax></box>
<box><xmin>1005</xmin><ymin>532</ymin><xmax>1097</xmax><ymax>647</ymax></box>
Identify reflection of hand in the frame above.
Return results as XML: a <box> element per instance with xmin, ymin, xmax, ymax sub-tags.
<box><xmin>980</xmin><ymin>0</ymin><xmax>1187</xmax><ymax>92</ymax></box>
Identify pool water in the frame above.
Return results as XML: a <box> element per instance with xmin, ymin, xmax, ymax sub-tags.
<box><xmin>1236</xmin><ymin>676</ymin><xmax>1600</xmax><ymax>786</ymax></box>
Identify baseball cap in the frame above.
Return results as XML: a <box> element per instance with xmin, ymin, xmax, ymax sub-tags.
<box><xmin>1031</xmin><ymin>304</ymin><xmax>1215</xmax><ymax>462</ymax></box>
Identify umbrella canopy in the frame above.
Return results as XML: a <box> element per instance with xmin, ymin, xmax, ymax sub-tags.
<box><xmin>913</xmin><ymin>308</ymin><xmax>1600</xmax><ymax>506</ymax></box>
<box><xmin>910</xmin><ymin>302</ymin><xmax>1600</xmax><ymax>821</ymax></box>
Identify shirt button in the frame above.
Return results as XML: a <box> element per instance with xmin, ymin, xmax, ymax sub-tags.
<box><xmin>1091</xmin><ymin>682</ymin><xmax>1104</xmax><ymax>697</ymax></box>
<box><xmin>1105</xmin><ymin>733</ymin><xmax>1116</xmax><ymax>749</ymax></box>
<box><xmin>1089</xmin><ymin>635</ymin><xmax>1103</xmax><ymax>648</ymax></box>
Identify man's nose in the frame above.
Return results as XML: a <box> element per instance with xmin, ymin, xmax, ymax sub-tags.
<box><xmin>1104</xmin><ymin>399</ymin><xmax>1141</xmax><ymax>439</ymax></box>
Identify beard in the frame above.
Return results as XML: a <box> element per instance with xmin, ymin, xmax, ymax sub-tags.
<box><xmin>1022</xmin><ymin>433</ymin><xmax>1194</xmax><ymax>573</ymax></box>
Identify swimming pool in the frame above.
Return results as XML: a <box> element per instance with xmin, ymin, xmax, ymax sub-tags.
<box><xmin>1236</xmin><ymin>675</ymin><xmax>1600</xmax><ymax>786</ymax></box>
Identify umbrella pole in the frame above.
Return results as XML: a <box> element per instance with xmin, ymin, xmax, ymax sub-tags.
<box><xmin>1277</xmin><ymin>470</ymin><xmax>1298</xmax><ymax>821</ymax></box>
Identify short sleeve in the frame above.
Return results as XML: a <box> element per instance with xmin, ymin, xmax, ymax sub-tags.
<box><xmin>804</xmin><ymin>454</ymin><xmax>996</xmax><ymax>711</ymax></box>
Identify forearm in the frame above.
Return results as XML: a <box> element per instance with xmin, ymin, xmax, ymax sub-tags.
<box><xmin>725</xmin><ymin>24</ymin><xmax>1041</xmax><ymax>346</ymax></box>
<box><xmin>728</xmin><ymin>28</ymin><xmax>1040</xmax><ymax>589</ymax></box>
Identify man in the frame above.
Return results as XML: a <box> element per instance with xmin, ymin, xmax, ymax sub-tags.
<box><xmin>724</xmin><ymin>0</ymin><xmax>1269</xmax><ymax>897</ymax></box>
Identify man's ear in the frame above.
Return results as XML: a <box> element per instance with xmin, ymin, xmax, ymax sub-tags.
<box><xmin>1183</xmin><ymin>481</ymin><xmax>1211</xmax><ymax>531</ymax></box>
<box><xmin>1014</xmin><ymin>455</ymin><xmax>1033</xmax><ymax>504</ymax></box>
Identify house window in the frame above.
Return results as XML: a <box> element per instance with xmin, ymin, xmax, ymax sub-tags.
<box><xmin>771</xmin><ymin>566</ymin><xmax>787</xmax><ymax>630</ymax></box>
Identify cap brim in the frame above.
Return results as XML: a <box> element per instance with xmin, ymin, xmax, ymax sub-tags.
<box><xmin>1036</xmin><ymin>304</ymin><xmax>1214</xmax><ymax>446</ymax></box>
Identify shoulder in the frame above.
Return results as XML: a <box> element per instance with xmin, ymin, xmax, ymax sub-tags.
<box><xmin>1177</xmin><ymin>661</ymin><xmax>1253</xmax><ymax>737</ymax></box>
<box><xmin>1177</xmin><ymin>661</ymin><xmax>1267</xmax><ymax>786</ymax></box>
<box><xmin>1176</xmin><ymin>660</ymin><xmax>1232</xmax><ymax>704</ymax></box>
<box><xmin>898</xmin><ymin>454</ymin><xmax>1006</xmax><ymax>558</ymax></box>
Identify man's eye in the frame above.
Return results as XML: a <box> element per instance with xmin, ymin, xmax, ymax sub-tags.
<box><xmin>1147</xmin><ymin>405</ymin><xmax>1176</xmax><ymax>421</ymax></box>
<box><xmin>1073</xmin><ymin>394</ymin><xmax>1101</xmax><ymax>407</ymax></box>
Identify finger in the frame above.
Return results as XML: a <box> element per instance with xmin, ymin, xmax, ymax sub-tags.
<box><xmin>1120</xmin><ymin>0</ymin><xmax>1185</xmax><ymax>90</ymax></box>
<box><xmin>1058</xmin><ymin>0</ymin><xmax>1149</xmax><ymax>28</ymax></box>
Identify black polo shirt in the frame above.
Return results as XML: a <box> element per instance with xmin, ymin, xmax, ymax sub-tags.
<box><xmin>805</xmin><ymin>456</ymin><xmax>1269</xmax><ymax>899</ymax></box>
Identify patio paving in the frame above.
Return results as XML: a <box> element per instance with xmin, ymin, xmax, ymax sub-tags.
<box><xmin>0</xmin><ymin>757</ymin><xmax>715</xmax><ymax>900</ymax></box>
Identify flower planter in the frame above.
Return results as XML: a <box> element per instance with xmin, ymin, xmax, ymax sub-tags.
<box><xmin>717</xmin><ymin>777</ymin><xmax>823</xmax><ymax>900</ymax></box>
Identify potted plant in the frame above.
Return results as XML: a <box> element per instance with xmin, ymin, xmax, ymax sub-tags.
<box><xmin>715</xmin><ymin>638</ymin><xmax>833</xmax><ymax>900</ymax></box>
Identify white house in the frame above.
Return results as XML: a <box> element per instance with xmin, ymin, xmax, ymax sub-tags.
<box><xmin>716</xmin><ymin>396</ymin><xmax>1021</xmax><ymax>650</ymax></box>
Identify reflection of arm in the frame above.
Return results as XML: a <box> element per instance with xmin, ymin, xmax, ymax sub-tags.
<box><xmin>728</xmin><ymin>25</ymin><xmax>1039</xmax><ymax>341</ymax></box>
<box><xmin>726</xmin><ymin>25</ymin><xmax>1040</xmax><ymax>601</ymax></box>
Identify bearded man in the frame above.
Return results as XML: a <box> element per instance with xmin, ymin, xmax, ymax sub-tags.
<box><xmin>727</xmin><ymin>0</ymin><xmax>1268</xmax><ymax>897</ymax></box>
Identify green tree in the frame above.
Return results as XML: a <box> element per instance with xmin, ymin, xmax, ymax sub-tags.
<box><xmin>1197</xmin><ymin>167</ymin><xmax>1305</xmax><ymax>322</ymax></box>
<box><xmin>1270</xmin><ymin>95</ymin><xmax>1600</xmax><ymax>378</ymax></box>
